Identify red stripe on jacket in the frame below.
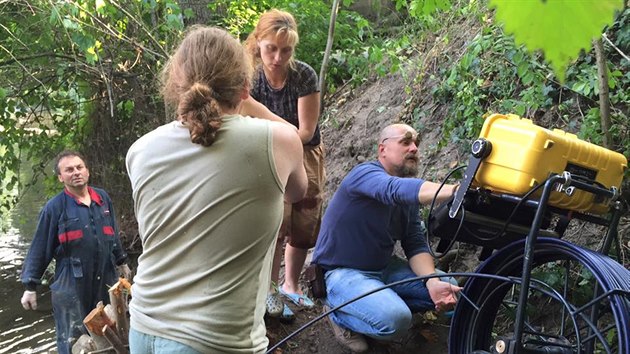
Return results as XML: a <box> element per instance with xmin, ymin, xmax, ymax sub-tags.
<box><xmin>58</xmin><ymin>230</ymin><xmax>83</xmax><ymax>243</ymax></box>
<box><xmin>103</xmin><ymin>226</ymin><xmax>115</xmax><ymax>235</ymax></box>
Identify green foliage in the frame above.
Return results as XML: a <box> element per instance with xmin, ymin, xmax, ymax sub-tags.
<box><xmin>395</xmin><ymin>0</ymin><xmax>451</xmax><ymax>17</ymax></box>
<box><xmin>2</xmin><ymin>0</ymin><xmax>431</xmax><ymax>216</ymax></box>
<box><xmin>559</xmin><ymin>9</ymin><xmax>630</xmax><ymax>160</ymax></box>
<box><xmin>531</xmin><ymin>262</ymin><xmax>595</xmax><ymax>305</ymax></box>
<box><xmin>490</xmin><ymin>0</ymin><xmax>624</xmax><ymax>82</ymax></box>
<box><xmin>0</xmin><ymin>0</ymin><xmax>183</xmax><ymax>213</ymax></box>
<box><xmin>2</xmin><ymin>0</ymin><xmax>629</xmax><ymax>231</ymax></box>
<box><xmin>209</xmin><ymin>0</ymin><xmax>421</xmax><ymax>90</ymax></box>
<box><xmin>431</xmin><ymin>2</ymin><xmax>629</xmax><ymax>168</ymax></box>
<box><xmin>433</xmin><ymin>24</ymin><xmax>554</xmax><ymax>146</ymax></box>
<box><xmin>0</xmin><ymin>155</ymin><xmax>18</xmax><ymax>230</ymax></box>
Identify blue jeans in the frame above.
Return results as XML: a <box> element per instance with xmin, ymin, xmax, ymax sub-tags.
<box><xmin>324</xmin><ymin>256</ymin><xmax>456</xmax><ymax>341</ymax></box>
<box><xmin>129</xmin><ymin>328</ymin><xmax>203</xmax><ymax>354</ymax></box>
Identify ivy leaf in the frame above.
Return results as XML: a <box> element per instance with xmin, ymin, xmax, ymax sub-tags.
<box><xmin>183</xmin><ymin>8</ymin><xmax>195</xmax><ymax>19</ymax></box>
<box><xmin>490</xmin><ymin>0</ymin><xmax>624</xmax><ymax>82</ymax></box>
<box><xmin>395</xmin><ymin>0</ymin><xmax>450</xmax><ymax>17</ymax></box>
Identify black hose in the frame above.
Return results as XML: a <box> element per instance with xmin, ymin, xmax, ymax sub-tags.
<box><xmin>425</xmin><ymin>166</ymin><xmax>553</xmax><ymax>252</ymax></box>
<box><xmin>266</xmin><ymin>272</ymin><xmax>512</xmax><ymax>353</ymax></box>
<box><xmin>449</xmin><ymin>237</ymin><xmax>630</xmax><ymax>353</ymax></box>
<box><xmin>425</xmin><ymin>165</ymin><xmax>466</xmax><ymax>258</ymax></box>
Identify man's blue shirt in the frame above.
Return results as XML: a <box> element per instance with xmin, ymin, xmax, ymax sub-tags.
<box><xmin>312</xmin><ymin>161</ymin><xmax>428</xmax><ymax>271</ymax></box>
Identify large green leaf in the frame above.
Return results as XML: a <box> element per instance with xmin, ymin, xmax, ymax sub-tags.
<box><xmin>490</xmin><ymin>0</ymin><xmax>624</xmax><ymax>81</ymax></box>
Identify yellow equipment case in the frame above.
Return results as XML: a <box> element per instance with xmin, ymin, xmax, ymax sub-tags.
<box><xmin>474</xmin><ymin>114</ymin><xmax>627</xmax><ymax>215</ymax></box>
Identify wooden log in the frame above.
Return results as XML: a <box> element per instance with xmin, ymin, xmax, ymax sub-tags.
<box><xmin>87</xmin><ymin>345</ymin><xmax>129</xmax><ymax>354</ymax></box>
<box><xmin>108</xmin><ymin>278</ymin><xmax>131</xmax><ymax>342</ymax></box>
<box><xmin>85</xmin><ymin>328</ymin><xmax>110</xmax><ymax>350</ymax></box>
<box><xmin>102</xmin><ymin>324</ymin><xmax>128</xmax><ymax>354</ymax></box>
<box><xmin>84</xmin><ymin>301</ymin><xmax>116</xmax><ymax>334</ymax></box>
<box><xmin>71</xmin><ymin>334</ymin><xmax>96</xmax><ymax>354</ymax></box>
<box><xmin>104</xmin><ymin>304</ymin><xmax>117</xmax><ymax>327</ymax></box>
<box><xmin>83</xmin><ymin>301</ymin><xmax>115</xmax><ymax>349</ymax></box>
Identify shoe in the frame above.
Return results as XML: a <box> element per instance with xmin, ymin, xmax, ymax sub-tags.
<box><xmin>323</xmin><ymin>305</ymin><xmax>368</xmax><ymax>352</ymax></box>
<box><xmin>279</xmin><ymin>304</ymin><xmax>295</xmax><ymax>324</ymax></box>
<box><xmin>279</xmin><ymin>287</ymin><xmax>315</xmax><ymax>308</ymax></box>
<box><xmin>266</xmin><ymin>292</ymin><xmax>283</xmax><ymax>318</ymax></box>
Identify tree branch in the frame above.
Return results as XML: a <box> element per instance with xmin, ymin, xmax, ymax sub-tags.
<box><xmin>107</xmin><ymin>0</ymin><xmax>170</xmax><ymax>58</ymax></box>
<box><xmin>62</xmin><ymin>0</ymin><xmax>168</xmax><ymax>60</ymax></box>
<box><xmin>602</xmin><ymin>33</ymin><xmax>630</xmax><ymax>62</ymax></box>
<box><xmin>0</xmin><ymin>43</ymin><xmax>46</xmax><ymax>89</ymax></box>
<box><xmin>319</xmin><ymin>0</ymin><xmax>341</xmax><ymax>111</ymax></box>
<box><xmin>593</xmin><ymin>38</ymin><xmax>612</xmax><ymax>148</ymax></box>
<box><xmin>0</xmin><ymin>52</ymin><xmax>78</xmax><ymax>67</ymax></box>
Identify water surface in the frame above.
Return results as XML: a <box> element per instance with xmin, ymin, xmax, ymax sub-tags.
<box><xmin>0</xmin><ymin>180</ymin><xmax>57</xmax><ymax>353</ymax></box>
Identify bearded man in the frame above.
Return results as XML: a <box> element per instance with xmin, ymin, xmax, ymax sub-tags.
<box><xmin>311</xmin><ymin>124</ymin><xmax>462</xmax><ymax>351</ymax></box>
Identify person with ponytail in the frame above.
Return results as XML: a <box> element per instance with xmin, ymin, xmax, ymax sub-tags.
<box><xmin>125</xmin><ymin>26</ymin><xmax>307</xmax><ymax>353</ymax></box>
<box><xmin>243</xmin><ymin>9</ymin><xmax>325</xmax><ymax>322</ymax></box>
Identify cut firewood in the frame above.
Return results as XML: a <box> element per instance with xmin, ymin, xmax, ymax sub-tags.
<box><xmin>83</xmin><ymin>301</ymin><xmax>116</xmax><ymax>349</ymax></box>
<box><xmin>86</xmin><ymin>346</ymin><xmax>130</xmax><ymax>354</ymax></box>
<box><xmin>79</xmin><ymin>279</ymin><xmax>133</xmax><ymax>352</ymax></box>
<box><xmin>109</xmin><ymin>277</ymin><xmax>132</xmax><ymax>296</ymax></box>
<box><xmin>71</xmin><ymin>334</ymin><xmax>96</xmax><ymax>354</ymax></box>
<box><xmin>104</xmin><ymin>304</ymin><xmax>117</xmax><ymax>326</ymax></box>
<box><xmin>108</xmin><ymin>277</ymin><xmax>131</xmax><ymax>342</ymax></box>
<box><xmin>102</xmin><ymin>324</ymin><xmax>127</xmax><ymax>354</ymax></box>
<box><xmin>85</xmin><ymin>328</ymin><xmax>110</xmax><ymax>350</ymax></box>
<box><xmin>84</xmin><ymin>301</ymin><xmax>116</xmax><ymax>334</ymax></box>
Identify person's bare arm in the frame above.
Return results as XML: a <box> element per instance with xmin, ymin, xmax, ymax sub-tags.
<box><xmin>296</xmin><ymin>92</ymin><xmax>320</xmax><ymax>144</ymax></box>
<box><xmin>417</xmin><ymin>181</ymin><xmax>459</xmax><ymax>205</ymax></box>
<box><xmin>408</xmin><ymin>253</ymin><xmax>462</xmax><ymax>312</ymax></box>
<box><xmin>240</xmin><ymin>96</ymin><xmax>293</xmax><ymax>126</ymax></box>
<box><xmin>271</xmin><ymin>123</ymin><xmax>307</xmax><ymax>203</ymax></box>
<box><xmin>408</xmin><ymin>252</ymin><xmax>437</xmax><ymax>279</ymax></box>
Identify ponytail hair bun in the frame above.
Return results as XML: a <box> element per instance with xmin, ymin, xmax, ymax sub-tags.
<box><xmin>178</xmin><ymin>83</ymin><xmax>222</xmax><ymax>147</ymax></box>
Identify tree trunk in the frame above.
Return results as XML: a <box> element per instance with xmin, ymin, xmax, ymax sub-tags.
<box><xmin>319</xmin><ymin>0</ymin><xmax>341</xmax><ymax>111</ymax></box>
<box><xmin>593</xmin><ymin>37</ymin><xmax>612</xmax><ymax>149</ymax></box>
<box><xmin>178</xmin><ymin>0</ymin><xmax>223</xmax><ymax>26</ymax></box>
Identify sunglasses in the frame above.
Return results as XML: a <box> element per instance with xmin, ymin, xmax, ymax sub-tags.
<box><xmin>380</xmin><ymin>131</ymin><xmax>420</xmax><ymax>146</ymax></box>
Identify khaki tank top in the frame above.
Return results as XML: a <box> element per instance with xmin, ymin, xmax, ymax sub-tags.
<box><xmin>126</xmin><ymin>115</ymin><xmax>284</xmax><ymax>353</ymax></box>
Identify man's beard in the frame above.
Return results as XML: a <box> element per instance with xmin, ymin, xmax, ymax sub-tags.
<box><xmin>395</xmin><ymin>156</ymin><xmax>419</xmax><ymax>177</ymax></box>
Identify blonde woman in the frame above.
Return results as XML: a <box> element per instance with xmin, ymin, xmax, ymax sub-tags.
<box><xmin>243</xmin><ymin>9</ymin><xmax>325</xmax><ymax>321</ymax></box>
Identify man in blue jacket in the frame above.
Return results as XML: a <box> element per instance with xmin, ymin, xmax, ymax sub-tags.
<box><xmin>312</xmin><ymin>123</ymin><xmax>462</xmax><ymax>351</ymax></box>
<box><xmin>20</xmin><ymin>150</ymin><xmax>130</xmax><ymax>354</ymax></box>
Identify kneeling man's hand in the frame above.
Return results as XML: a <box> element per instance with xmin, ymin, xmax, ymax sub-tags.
<box><xmin>426</xmin><ymin>279</ymin><xmax>462</xmax><ymax>313</ymax></box>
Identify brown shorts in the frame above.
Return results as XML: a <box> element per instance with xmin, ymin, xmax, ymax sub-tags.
<box><xmin>280</xmin><ymin>143</ymin><xmax>326</xmax><ymax>249</ymax></box>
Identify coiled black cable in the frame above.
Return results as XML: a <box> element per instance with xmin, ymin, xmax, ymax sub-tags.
<box><xmin>267</xmin><ymin>239</ymin><xmax>630</xmax><ymax>352</ymax></box>
<box><xmin>449</xmin><ymin>237</ymin><xmax>630</xmax><ymax>353</ymax></box>
<box><xmin>475</xmin><ymin>175</ymin><xmax>552</xmax><ymax>242</ymax></box>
